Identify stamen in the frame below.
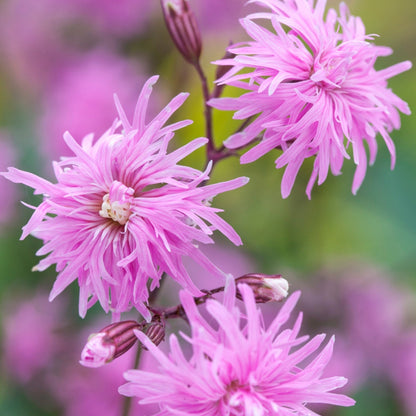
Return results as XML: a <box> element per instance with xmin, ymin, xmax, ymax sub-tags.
<box><xmin>99</xmin><ymin>181</ymin><xmax>135</xmax><ymax>225</ymax></box>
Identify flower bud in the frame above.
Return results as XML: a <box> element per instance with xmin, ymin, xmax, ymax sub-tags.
<box><xmin>80</xmin><ymin>320</ymin><xmax>141</xmax><ymax>368</ymax></box>
<box><xmin>235</xmin><ymin>273</ymin><xmax>289</xmax><ymax>303</ymax></box>
<box><xmin>161</xmin><ymin>0</ymin><xmax>202</xmax><ymax>64</ymax></box>
<box><xmin>144</xmin><ymin>317</ymin><xmax>166</xmax><ymax>346</ymax></box>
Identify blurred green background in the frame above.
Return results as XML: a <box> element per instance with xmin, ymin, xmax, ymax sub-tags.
<box><xmin>0</xmin><ymin>0</ymin><xmax>415</xmax><ymax>415</ymax></box>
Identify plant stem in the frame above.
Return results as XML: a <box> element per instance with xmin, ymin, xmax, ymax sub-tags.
<box><xmin>194</xmin><ymin>60</ymin><xmax>214</xmax><ymax>150</ymax></box>
<box><xmin>193</xmin><ymin>60</ymin><xmax>240</xmax><ymax>173</ymax></box>
<box><xmin>150</xmin><ymin>285</ymin><xmax>226</xmax><ymax>321</ymax></box>
<box><xmin>121</xmin><ymin>343</ymin><xmax>143</xmax><ymax>416</ymax></box>
<box><xmin>120</xmin><ymin>275</ymin><xmax>166</xmax><ymax>416</ymax></box>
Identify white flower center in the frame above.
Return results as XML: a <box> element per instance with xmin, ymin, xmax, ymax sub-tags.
<box><xmin>99</xmin><ymin>181</ymin><xmax>135</xmax><ymax>225</ymax></box>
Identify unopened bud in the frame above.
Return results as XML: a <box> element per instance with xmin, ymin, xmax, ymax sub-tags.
<box><xmin>80</xmin><ymin>320</ymin><xmax>141</xmax><ymax>368</ymax></box>
<box><xmin>235</xmin><ymin>273</ymin><xmax>289</xmax><ymax>303</ymax></box>
<box><xmin>161</xmin><ymin>0</ymin><xmax>202</xmax><ymax>64</ymax></box>
<box><xmin>144</xmin><ymin>317</ymin><xmax>166</xmax><ymax>346</ymax></box>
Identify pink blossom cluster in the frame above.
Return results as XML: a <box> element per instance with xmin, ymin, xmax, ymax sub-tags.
<box><xmin>2</xmin><ymin>244</ymin><xmax>250</xmax><ymax>413</ymax></box>
<box><xmin>0</xmin><ymin>0</ymin><xmax>412</xmax><ymax>415</ymax></box>
<box><xmin>2</xmin><ymin>291</ymin><xmax>67</xmax><ymax>383</ymax></box>
<box><xmin>1</xmin><ymin>291</ymin><xmax>158</xmax><ymax>415</ymax></box>
<box><xmin>0</xmin><ymin>0</ymin><xmax>158</xmax><ymax>165</ymax></box>
<box><xmin>68</xmin><ymin>0</ymin><xmax>156</xmax><ymax>38</ymax></box>
<box><xmin>5</xmin><ymin>261</ymin><xmax>416</xmax><ymax>415</ymax></box>
<box><xmin>289</xmin><ymin>264</ymin><xmax>416</xmax><ymax>409</ymax></box>
<box><xmin>0</xmin><ymin>0</ymin><xmax>155</xmax><ymax>91</ymax></box>
<box><xmin>39</xmin><ymin>50</ymin><xmax>149</xmax><ymax>160</ymax></box>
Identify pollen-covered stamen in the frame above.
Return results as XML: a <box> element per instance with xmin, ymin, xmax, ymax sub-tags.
<box><xmin>99</xmin><ymin>181</ymin><xmax>135</xmax><ymax>225</ymax></box>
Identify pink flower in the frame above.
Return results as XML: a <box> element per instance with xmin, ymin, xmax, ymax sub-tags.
<box><xmin>0</xmin><ymin>0</ymin><xmax>153</xmax><ymax>94</ymax></box>
<box><xmin>2</xmin><ymin>291</ymin><xmax>66</xmax><ymax>383</ymax></box>
<box><xmin>3</xmin><ymin>76</ymin><xmax>248</xmax><ymax>320</ymax></box>
<box><xmin>210</xmin><ymin>0</ymin><xmax>411</xmax><ymax>198</ymax></box>
<box><xmin>0</xmin><ymin>0</ymin><xmax>76</xmax><ymax>93</ymax></box>
<box><xmin>39</xmin><ymin>50</ymin><xmax>148</xmax><ymax>160</ymax></box>
<box><xmin>288</xmin><ymin>264</ymin><xmax>412</xmax><ymax>395</ymax></box>
<box><xmin>70</xmin><ymin>0</ymin><xmax>155</xmax><ymax>38</ymax></box>
<box><xmin>119</xmin><ymin>280</ymin><xmax>355</xmax><ymax>415</ymax></box>
<box><xmin>0</xmin><ymin>134</ymin><xmax>17</xmax><ymax>227</ymax></box>
<box><xmin>192</xmin><ymin>0</ymin><xmax>256</xmax><ymax>34</ymax></box>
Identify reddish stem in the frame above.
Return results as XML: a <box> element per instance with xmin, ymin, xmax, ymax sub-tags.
<box><xmin>193</xmin><ymin>61</ymin><xmax>214</xmax><ymax>146</ymax></box>
<box><xmin>150</xmin><ymin>286</ymin><xmax>226</xmax><ymax>321</ymax></box>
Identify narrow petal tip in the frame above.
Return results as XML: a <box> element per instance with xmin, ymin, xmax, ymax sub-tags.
<box><xmin>223</xmin><ymin>133</ymin><xmax>246</xmax><ymax>149</ymax></box>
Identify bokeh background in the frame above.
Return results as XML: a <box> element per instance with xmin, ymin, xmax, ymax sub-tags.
<box><xmin>0</xmin><ymin>0</ymin><xmax>415</xmax><ymax>415</ymax></box>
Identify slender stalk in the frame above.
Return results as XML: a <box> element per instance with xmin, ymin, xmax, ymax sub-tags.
<box><xmin>121</xmin><ymin>343</ymin><xmax>143</xmax><ymax>416</ymax></box>
<box><xmin>193</xmin><ymin>60</ymin><xmax>242</xmax><ymax>172</ymax></box>
<box><xmin>120</xmin><ymin>275</ymin><xmax>166</xmax><ymax>416</ymax></box>
<box><xmin>194</xmin><ymin>60</ymin><xmax>214</xmax><ymax>150</ymax></box>
<box><xmin>150</xmin><ymin>286</ymin><xmax>226</xmax><ymax>321</ymax></box>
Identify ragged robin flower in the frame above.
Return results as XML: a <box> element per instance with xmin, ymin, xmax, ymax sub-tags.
<box><xmin>3</xmin><ymin>76</ymin><xmax>248</xmax><ymax>320</ymax></box>
<box><xmin>119</xmin><ymin>278</ymin><xmax>355</xmax><ymax>415</ymax></box>
<box><xmin>210</xmin><ymin>0</ymin><xmax>411</xmax><ymax>198</ymax></box>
